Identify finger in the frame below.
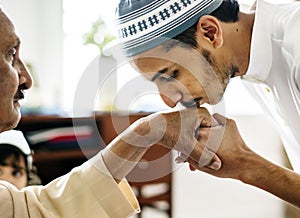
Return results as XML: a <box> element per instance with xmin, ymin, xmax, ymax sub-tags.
<box><xmin>198</xmin><ymin>127</ymin><xmax>209</xmax><ymax>141</ymax></box>
<box><xmin>175</xmin><ymin>153</ymin><xmax>199</xmax><ymax>170</ymax></box>
<box><xmin>196</xmin><ymin>107</ymin><xmax>216</xmax><ymax>127</ymax></box>
<box><xmin>181</xmin><ymin>155</ymin><xmax>218</xmax><ymax>172</ymax></box>
<box><xmin>178</xmin><ymin>146</ymin><xmax>222</xmax><ymax>170</ymax></box>
<box><xmin>196</xmin><ymin>125</ymin><xmax>224</xmax><ymax>154</ymax></box>
<box><xmin>198</xmin><ymin>108</ymin><xmax>219</xmax><ymax>127</ymax></box>
<box><xmin>203</xmin><ymin>125</ymin><xmax>225</xmax><ymax>153</ymax></box>
<box><xmin>175</xmin><ymin>153</ymin><xmax>219</xmax><ymax>173</ymax></box>
<box><xmin>174</xmin><ymin>155</ymin><xmax>197</xmax><ymax>171</ymax></box>
<box><xmin>212</xmin><ymin>113</ymin><xmax>227</xmax><ymax>125</ymax></box>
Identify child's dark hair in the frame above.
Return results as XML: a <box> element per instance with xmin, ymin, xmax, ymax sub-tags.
<box><xmin>0</xmin><ymin>130</ymin><xmax>41</xmax><ymax>185</ymax></box>
<box><xmin>0</xmin><ymin>144</ymin><xmax>41</xmax><ymax>185</ymax></box>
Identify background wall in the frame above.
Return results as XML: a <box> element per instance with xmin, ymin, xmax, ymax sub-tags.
<box><xmin>0</xmin><ymin>0</ymin><xmax>63</xmax><ymax>110</ymax></box>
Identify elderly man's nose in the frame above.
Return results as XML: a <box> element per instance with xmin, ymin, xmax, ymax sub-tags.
<box><xmin>19</xmin><ymin>62</ymin><xmax>33</xmax><ymax>89</ymax></box>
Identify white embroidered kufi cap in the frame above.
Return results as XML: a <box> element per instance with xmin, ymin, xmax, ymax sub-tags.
<box><xmin>115</xmin><ymin>0</ymin><xmax>223</xmax><ymax>57</ymax></box>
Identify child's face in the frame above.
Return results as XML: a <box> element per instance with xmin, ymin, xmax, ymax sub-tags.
<box><xmin>0</xmin><ymin>155</ymin><xmax>27</xmax><ymax>189</ymax></box>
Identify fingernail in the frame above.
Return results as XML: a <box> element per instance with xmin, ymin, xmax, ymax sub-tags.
<box><xmin>209</xmin><ymin>161</ymin><xmax>221</xmax><ymax>170</ymax></box>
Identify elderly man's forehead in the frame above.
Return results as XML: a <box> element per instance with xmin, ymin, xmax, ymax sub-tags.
<box><xmin>0</xmin><ymin>8</ymin><xmax>7</xmax><ymax>20</ymax></box>
<box><xmin>0</xmin><ymin>8</ymin><xmax>14</xmax><ymax>29</ymax></box>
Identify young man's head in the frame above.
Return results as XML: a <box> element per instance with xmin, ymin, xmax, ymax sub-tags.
<box><xmin>0</xmin><ymin>8</ymin><xmax>33</xmax><ymax>133</ymax></box>
<box><xmin>115</xmin><ymin>0</ymin><xmax>253</xmax><ymax>108</ymax></box>
<box><xmin>0</xmin><ymin>130</ymin><xmax>32</xmax><ymax>189</ymax></box>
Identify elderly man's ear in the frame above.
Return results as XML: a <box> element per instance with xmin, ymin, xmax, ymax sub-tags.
<box><xmin>196</xmin><ymin>15</ymin><xmax>224</xmax><ymax>49</ymax></box>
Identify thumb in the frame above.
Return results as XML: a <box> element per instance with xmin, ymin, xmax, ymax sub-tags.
<box><xmin>213</xmin><ymin>113</ymin><xmax>227</xmax><ymax>126</ymax></box>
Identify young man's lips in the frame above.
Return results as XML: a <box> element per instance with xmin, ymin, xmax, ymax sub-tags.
<box><xmin>181</xmin><ymin>97</ymin><xmax>203</xmax><ymax>108</ymax></box>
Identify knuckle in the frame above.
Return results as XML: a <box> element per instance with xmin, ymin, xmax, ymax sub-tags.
<box><xmin>198</xmin><ymin>107</ymin><xmax>209</xmax><ymax>115</ymax></box>
<box><xmin>227</xmin><ymin>118</ymin><xmax>236</xmax><ymax>127</ymax></box>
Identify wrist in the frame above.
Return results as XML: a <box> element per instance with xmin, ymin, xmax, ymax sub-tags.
<box><xmin>121</xmin><ymin>114</ymin><xmax>167</xmax><ymax>148</ymax></box>
<box><xmin>239</xmin><ymin>151</ymin><xmax>274</xmax><ymax>186</ymax></box>
<box><xmin>119</xmin><ymin>117</ymin><xmax>156</xmax><ymax>148</ymax></box>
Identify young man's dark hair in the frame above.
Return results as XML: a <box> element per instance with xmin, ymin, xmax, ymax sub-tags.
<box><xmin>172</xmin><ymin>0</ymin><xmax>240</xmax><ymax>49</ymax></box>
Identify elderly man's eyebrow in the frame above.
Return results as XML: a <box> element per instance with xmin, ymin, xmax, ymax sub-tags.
<box><xmin>13</xmin><ymin>37</ymin><xmax>21</xmax><ymax>48</ymax></box>
<box><xmin>16</xmin><ymin>37</ymin><xmax>20</xmax><ymax>46</ymax></box>
<box><xmin>151</xmin><ymin>67</ymin><xmax>168</xmax><ymax>82</ymax></box>
<box><xmin>5</xmin><ymin>36</ymin><xmax>20</xmax><ymax>52</ymax></box>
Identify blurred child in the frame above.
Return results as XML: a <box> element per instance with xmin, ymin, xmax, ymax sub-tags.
<box><xmin>0</xmin><ymin>130</ymin><xmax>40</xmax><ymax>189</ymax></box>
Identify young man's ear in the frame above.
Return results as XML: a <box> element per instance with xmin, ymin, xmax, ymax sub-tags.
<box><xmin>196</xmin><ymin>15</ymin><xmax>223</xmax><ymax>48</ymax></box>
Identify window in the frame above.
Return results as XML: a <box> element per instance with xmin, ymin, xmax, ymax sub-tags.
<box><xmin>62</xmin><ymin>0</ymin><xmax>119</xmax><ymax>113</ymax></box>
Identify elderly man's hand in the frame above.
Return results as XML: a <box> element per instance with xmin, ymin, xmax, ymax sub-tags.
<box><xmin>144</xmin><ymin>107</ymin><xmax>222</xmax><ymax>170</ymax></box>
<box><xmin>103</xmin><ymin>108</ymin><xmax>222</xmax><ymax>181</ymax></box>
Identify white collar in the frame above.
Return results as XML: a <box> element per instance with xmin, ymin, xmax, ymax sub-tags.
<box><xmin>242</xmin><ymin>0</ymin><xmax>277</xmax><ymax>83</ymax></box>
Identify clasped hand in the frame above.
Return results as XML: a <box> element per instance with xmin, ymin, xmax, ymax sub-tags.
<box><xmin>141</xmin><ymin>107</ymin><xmax>224</xmax><ymax>170</ymax></box>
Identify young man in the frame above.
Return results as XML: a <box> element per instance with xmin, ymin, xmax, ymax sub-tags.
<box><xmin>0</xmin><ymin>6</ymin><xmax>220</xmax><ymax>217</ymax></box>
<box><xmin>114</xmin><ymin>0</ymin><xmax>300</xmax><ymax>208</ymax></box>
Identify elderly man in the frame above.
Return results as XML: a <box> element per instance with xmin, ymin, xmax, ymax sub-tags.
<box><xmin>0</xmin><ymin>6</ymin><xmax>220</xmax><ymax>217</ymax></box>
<box><xmin>114</xmin><ymin>0</ymin><xmax>300</xmax><ymax>209</ymax></box>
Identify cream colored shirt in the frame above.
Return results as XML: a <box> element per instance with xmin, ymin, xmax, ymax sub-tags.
<box><xmin>0</xmin><ymin>152</ymin><xmax>140</xmax><ymax>217</ymax></box>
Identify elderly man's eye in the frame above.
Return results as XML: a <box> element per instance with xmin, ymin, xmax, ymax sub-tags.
<box><xmin>7</xmin><ymin>48</ymin><xmax>17</xmax><ymax>56</ymax></box>
<box><xmin>6</xmin><ymin>48</ymin><xmax>17</xmax><ymax>63</ymax></box>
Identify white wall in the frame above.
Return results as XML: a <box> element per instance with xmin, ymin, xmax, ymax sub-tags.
<box><xmin>0</xmin><ymin>0</ymin><xmax>63</xmax><ymax>109</ymax></box>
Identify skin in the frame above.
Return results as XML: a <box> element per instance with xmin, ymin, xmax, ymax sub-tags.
<box><xmin>133</xmin><ymin>46</ymin><xmax>225</xmax><ymax>107</ymax></box>
<box><xmin>133</xmin><ymin>12</ymin><xmax>254</xmax><ymax>107</ymax></box>
<box><xmin>0</xmin><ymin>155</ymin><xmax>27</xmax><ymax>189</ymax></box>
<box><xmin>0</xmin><ymin>9</ymin><xmax>33</xmax><ymax>133</ymax></box>
<box><xmin>132</xmin><ymin>9</ymin><xmax>300</xmax><ymax>208</ymax></box>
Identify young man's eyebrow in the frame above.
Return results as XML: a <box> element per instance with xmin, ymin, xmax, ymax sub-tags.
<box><xmin>151</xmin><ymin>68</ymin><xmax>168</xmax><ymax>82</ymax></box>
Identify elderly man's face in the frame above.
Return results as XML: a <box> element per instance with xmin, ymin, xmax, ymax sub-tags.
<box><xmin>0</xmin><ymin>10</ymin><xmax>32</xmax><ymax>132</ymax></box>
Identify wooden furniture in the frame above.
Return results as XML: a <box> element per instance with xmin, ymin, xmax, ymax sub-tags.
<box><xmin>16</xmin><ymin>112</ymin><xmax>172</xmax><ymax>217</ymax></box>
